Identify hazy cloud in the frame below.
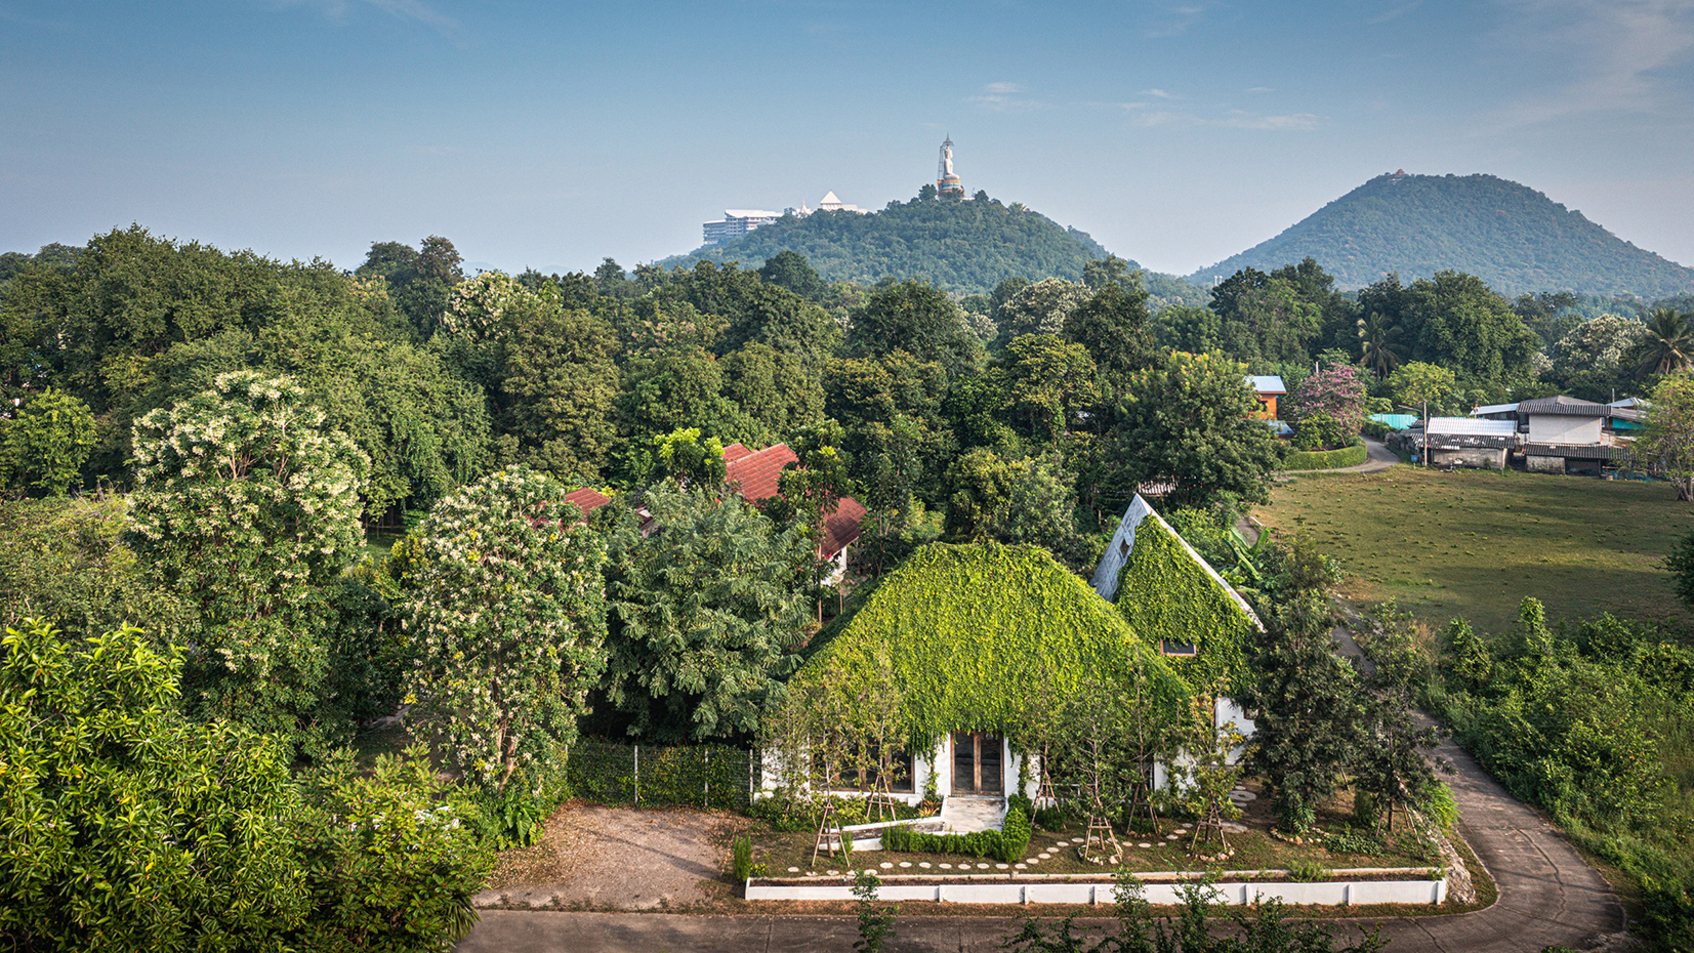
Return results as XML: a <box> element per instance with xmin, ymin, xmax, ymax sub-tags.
<box><xmin>1496</xmin><ymin>0</ymin><xmax>1694</xmax><ymax>123</ymax></box>
<box><xmin>984</xmin><ymin>81</ymin><xmax>1025</xmax><ymax>94</ymax></box>
<box><xmin>1141</xmin><ymin>88</ymin><xmax>1178</xmax><ymax>99</ymax></box>
<box><xmin>1216</xmin><ymin>110</ymin><xmax>1322</xmax><ymax>130</ymax></box>
<box><xmin>1245</xmin><ymin>86</ymin><xmax>1274</xmax><ymax>93</ymax></box>
<box><xmin>269</xmin><ymin>0</ymin><xmax>462</xmax><ymax>40</ymax></box>
<box><xmin>1145</xmin><ymin>4</ymin><xmax>1209</xmax><ymax>37</ymax></box>
<box><xmin>1369</xmin><ymin>1</ymin><xmax>1423</xmax><ymax>23</ymax></box>
<box><xmin>971</xmin><ymin>82</ymin><xmax>1042</xmax><ymax>112</ymax></box>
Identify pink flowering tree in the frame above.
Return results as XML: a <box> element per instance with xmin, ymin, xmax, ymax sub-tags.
<box><xmin>1283</xmin><ymin>365</ymin><xmax>1368</xmax><ymax>451</ymax></box>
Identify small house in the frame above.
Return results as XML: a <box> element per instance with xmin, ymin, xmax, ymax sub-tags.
<box><xmin>761</xmin><ymin>543</ymin><xmax>1187</xmax><ymax>808</ymax></box>
<box><xmin>1247</xmin><ymin>375</ymin><xmax>1285</xmax><ymax>421</ymax></box>
<box><xmin>722</xmin><ymin>442</ymin><xmax>867</xmax><ymax>576</ymax></box>
<box><xmin>1419</xmin><ymin>418</ymin><xmax>1518</xmax><ymax>469</ymax></box>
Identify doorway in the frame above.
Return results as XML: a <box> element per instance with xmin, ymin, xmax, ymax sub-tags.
<box><xmin>951</xmin><ymin>732</ymin><xmax>1004</xmax><ymax>795</ymax></box>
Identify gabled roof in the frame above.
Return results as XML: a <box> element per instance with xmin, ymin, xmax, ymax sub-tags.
<box><xmin>724</xmin><ymin>443</ymin><xmax>797</xmax><ymax>503</ymax></box>
<box><xmin>722</xmin><ymin>443</ymin><xmax>864</xmax><ymax>558</ymax></box>
<box><xmin>1092</xmin><ymin>495</ymin><xmax>1262</xmax><ymax>689</ymax></box>
<box><xmin>820</xmin><ymin>191</ymin><xmax>842</xmax><ymax>205</ymax></box>
<box><xmin>1248</xmin><ymin>375</ymin><xmax>1286</xmax><ymax>395</ymax></box>
<box><xmin>1518</xmin><ymin>395</ymin><xmax>1611</xmax><ymax>417</ymax></box>
<box><xmin>563</xmin><ymin>487</ymin><xmax>611</xmax><ymax>517</ymax></box>
<box><xmin>791</xmin><ymin>543</ymin><xmax>1184</xmax><ymax>740</ymax></box>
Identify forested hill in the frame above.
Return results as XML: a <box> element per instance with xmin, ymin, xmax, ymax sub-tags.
<box><xmin>657</xmin><ymin>191</ymin><xmax>1120</xmax><ymax>294</ymax></box>
<box><xmin>1187</xmin><ymin>172</ymin><xmax>1694</xmax><ymax>299</ymax></box>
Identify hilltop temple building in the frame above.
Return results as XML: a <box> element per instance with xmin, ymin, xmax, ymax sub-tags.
<box><xmin>937</xmin><ymin>136</ymin><xmax>965</xmax><ymax>197</ymax></box>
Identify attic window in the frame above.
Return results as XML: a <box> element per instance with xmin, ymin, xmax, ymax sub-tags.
<box><xmin>1160</xmin><ymin>640</ymin><xmax>1198</xmax><ymax>657</ymax></box>
<box><xmin>1118</xmin><ymin>538</ymin><xmax>1130</xmax><ymax>558</ymax></box>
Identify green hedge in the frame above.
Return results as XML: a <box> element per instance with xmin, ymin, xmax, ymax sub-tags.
<box><xmin>566</xmin><ymin>739</ymin><xmax>752</xmax><ymax>810</ymax></box>
<box><xmin>882</xmin><ymin>805</ymin><xmax>1031</xmax><ymax>862</ymax></box>
<box><xmin>1283</xmin><ymin>439</ymin><xmax>1368</xmax><ymax>471</ymax></box>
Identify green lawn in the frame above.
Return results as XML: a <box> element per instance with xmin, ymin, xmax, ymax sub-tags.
<box><xmin>1255</xmin><ymin>467</ymin><xmax>1694</xmax><ymax>635</ymax></box>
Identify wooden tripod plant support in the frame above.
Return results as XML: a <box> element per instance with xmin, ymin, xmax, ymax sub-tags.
<box><xmin>864</xmin><ymin>787</ymin><xmax>901</xmax><ymax>823</ymax></box>
<box><xmin>809</xmin><ymin>800</ymin><xmax>843</xmax><ymax>868</ymax></box>
<box><xmin>1079</xmin><ymin>804</ymin><xmax>1122</xmax><ymax>866</ymax></box>
<box><xmin>1125</xmin><ymin>765</ymin><xmax>1160</xmax><ymax>835</ymax></box>
<box><xmin>1188</xmin><ymin>795</ymin><xmax>1231</xmax><ymax>857</ymax></box>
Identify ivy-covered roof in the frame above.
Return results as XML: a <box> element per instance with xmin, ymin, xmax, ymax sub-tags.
<box><xmin>791</xmin><ymin>542</ymin><xmax>1185</xmax><ymax>744</ymax></box>
<box><xmin>1105</xmin><ymin>499</ymin><xmax>1261</xmax><ymax>692</ymax></box>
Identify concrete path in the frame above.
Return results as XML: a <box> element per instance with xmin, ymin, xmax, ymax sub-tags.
<box><xmin>1281</xmin><ymin>436</ymin><xmax>1402</xmax><ymax>476</ymax></box>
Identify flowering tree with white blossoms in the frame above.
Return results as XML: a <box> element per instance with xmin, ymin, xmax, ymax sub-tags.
<box><xmin>129</xmin><ymin>371</ymin><xmax>368</xmax><ymax>755</ymax></box>
<box><xmin>403</xmin><ymin>466</ymin><xmax>608</xmax><ymax>796</ymax></box>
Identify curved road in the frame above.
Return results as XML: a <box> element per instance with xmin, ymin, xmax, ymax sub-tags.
<box><xmin>459</xmin><ymin>739</ymin><xmax>1622</xmax><ymax>952</ymax></box>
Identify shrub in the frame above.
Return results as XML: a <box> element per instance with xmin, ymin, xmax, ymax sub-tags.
<box><xmin>731</xmin><ymin>836</ymin><xmax>754</xmax><ymax>882</ymax></box>
<box><xmin>884</xmin><ymin>805</ymin><xmax>1031</xmax><ymax>863</ymax></box>
<box><xmin>1033</xmin><ymin>805</ymin><xmax>1071</xmax><ymax>832</ymax></box>
<box><xmin>1282</xmin><ymin>439</ymin><xmax>1368</xmax><ymax>471</ymax></box>
<box><xmin>0</xmin><ymin>620</ymin><xmax>307</xmax><ymax>953</ymax></box>
<box><xmin>294</xmin><ymin>747</ymin><xmax>493</xmax><ymax>953</ymax></box>
<box><xmin>1288</xmin><ymin>860</ymin><xmax>1333</xmax><ymax>882</ymax></box>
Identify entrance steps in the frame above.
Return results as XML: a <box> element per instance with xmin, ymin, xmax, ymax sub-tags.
<box><xmin>940</xmin><ymin>795</ymin><xmax>1006</xmax><ymax>833</ymax></box>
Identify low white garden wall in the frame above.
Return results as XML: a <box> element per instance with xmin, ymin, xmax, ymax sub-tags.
<box><xmin>745</xmin><ymin>873</ymin><xmax>1446</xmax><ymax>906</ymax></box>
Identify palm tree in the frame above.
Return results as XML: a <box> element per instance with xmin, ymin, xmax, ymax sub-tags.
<box><xmin>1357</xmin><ymin>312</ymin><xmax>1404</xmax><ymax>379</ymax></box>
<box><xmin>1636</xmin><ymin>308</ymin><xmax>1694</xmax><ymax>377</ymax></box>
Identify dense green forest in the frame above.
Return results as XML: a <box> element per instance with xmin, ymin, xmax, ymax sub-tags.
<box><xmin>659</xmin><ymin>187</ymin><xmax>1124</xmax><ymax>294</ymax></box>
<box><xmin>1189</xmin><ymin>172</ymin><xmax>1694</xmax><ymax>299</ymax></box>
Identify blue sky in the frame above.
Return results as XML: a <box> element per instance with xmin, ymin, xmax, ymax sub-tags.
<box><xmin>2</xmin><ymin>0</ymin><xmax>1691</xmax><ymax>279</ymax></box>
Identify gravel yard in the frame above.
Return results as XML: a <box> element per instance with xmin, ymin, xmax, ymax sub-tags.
<box><xmin>477</xmin><ymin>802</ymin><xmax>740</xmax><ymax>911</ymax></box>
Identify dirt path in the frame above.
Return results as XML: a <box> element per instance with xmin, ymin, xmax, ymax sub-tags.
<box><xmin>473</xmin><ymin>802</ymin><xmax>731</xmax><ymax>911</ymax></box>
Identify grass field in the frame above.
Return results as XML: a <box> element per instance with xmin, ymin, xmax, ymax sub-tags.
<box><xmin>1254</xmin><ymin>466</ymin><xmax>1694</xmax><ymax>635</ymax></box>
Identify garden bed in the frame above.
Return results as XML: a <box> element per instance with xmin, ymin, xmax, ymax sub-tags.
<box><xmin>744</xmin><ymin>781</ymin><xmax>1442</xmax><ymax>883</ymax></box>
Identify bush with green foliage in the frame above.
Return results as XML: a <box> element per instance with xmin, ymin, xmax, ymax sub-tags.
<box><xmin>1283</xmin><ymin>439</ymin><xmax>1368</xmax><ymax>471</ymax></box>
<box><xmin>0</xmin><ymin>387</ymin><xmax>96</xmax><ymax>497</ymax></box>
<box><xmin>293</xmin><ymin>746</ymin><xmax>492</xmax><ymax>952</ymax></box>
<box><xmin>0</xmin><ymin>619</ymin><xmax>306</xmax><ymax>952</ymax></box>
<box><xmin>883</xmin><ymin>805</ymin><xmax>1030</xmax><ymax>862</ymax></box>
<box><xmin>1114</xmin><ymin>515</ymin><xmax>1258</xmax><ymax>693</ymax></box>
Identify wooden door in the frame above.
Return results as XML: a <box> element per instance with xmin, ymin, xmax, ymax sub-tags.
<box><xmin>951</xmin><ymin>732</ymin><xmax>1004</xmax><ymax>795</ymax></box>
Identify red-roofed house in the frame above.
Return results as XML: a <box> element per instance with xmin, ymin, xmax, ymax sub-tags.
<box><xmin>723</xmin><ymin>442</ymin><xmax>865</xmax><ymax>579</ymax></box>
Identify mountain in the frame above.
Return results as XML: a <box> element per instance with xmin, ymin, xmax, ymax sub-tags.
<box><xmin>1187</xmin><ymin>172</ymin><xmax>1694</xmax><ymax>299</ymax></box>
<box><xmin>656</xmin><ymin>192</ymin><xmax>1121</xmax><ymax>294</ymax></box>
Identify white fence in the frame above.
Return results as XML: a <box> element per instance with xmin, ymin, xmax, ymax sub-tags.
<box><xmin>745</xmin><ymin>875</ymin><xmax>1446</xmax><ymax>906</ymax></box>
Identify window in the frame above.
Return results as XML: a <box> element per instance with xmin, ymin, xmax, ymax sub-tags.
<box><xmin>816</xmin><ymin>742</ymin><xmax>915</xmax><ymax>793</ymax></box>
<box><xmin>1160</xmin><ymin>640</ymin><xmax>1198</xmax><ymax>657</ymax></box>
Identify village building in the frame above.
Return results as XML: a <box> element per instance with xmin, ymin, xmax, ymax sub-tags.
<box><xmin>1247</xmin><ymin>375</ymin><xmax>1285</xmax><ymax>421</ymax></box>
<box><xmin>721</xmin><ymin>442</ymin><xmax>866</xmax><ymax>577</ymax></box>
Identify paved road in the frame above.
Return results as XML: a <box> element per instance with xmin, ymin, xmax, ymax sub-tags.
<box><xmin>459</xmin><ymin>738</ymin><xmax>1623</xmax><ymax>953</ymax></box>
<box><xmin>1279</xmin><ymin>436</ymin><xmax>1402</xmax><ymax>476</ymax></box>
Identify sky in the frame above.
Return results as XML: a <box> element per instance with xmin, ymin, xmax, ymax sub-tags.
<box><xmin>2</xmin><ymin>0</ymin><xmax>1691</xmax><ymax>278</ymax></box>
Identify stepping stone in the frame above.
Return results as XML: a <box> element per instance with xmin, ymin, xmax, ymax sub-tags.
<box><xmin>1138</xmin><ymin>842</ymin><xmax>1153</xmax><ymax>848</ymax></box>
<box><xmin>1015</xmin><ymin>863</ymin><xmax>1027</xmax><ymax>869</ymax></box>
<box><xmin>788</xmin><ymin>866</ymin><xmax>800</xmax><ymax>873</ymax></box>
<box><xmin>939</xmin><ymin>863</ymin><xmax>952</xmax><ymax>869</ymax></box>
<box><xmin>996</xmin><ymin>863</ymin><xmax>1009</xmax><ymax>869</ymax></box>
<box><xmin>1037</xmin><ymin>853</ymin><xmax>1051</xmax><ymax>859</ymax></box>
<box><xmin>1026</xmin><ymin>857</ymin><xmax>1039</xmax><ymax>864</ymax></box>
<box><xmin>1055</xmin><ymin>840</ymin><xmax>1071</xmax><ymax>846</ymax></box>
<box><xmin>919</xmin><ymin>862</ymin><xmax>932</xmax><ymax>869</ymax></box>
<box><xmin>1167</xmin><ymin>834</ymin><xmax>1180</xmax><ymax>840</ymax></box>
<box><xmin>880</xmin><ymin>862</ymin><xmax>893</xmax><ymax>869</ymax></box>
<box><xmin>827</xmin><ymin>870</ymin><xmax>839</xmax><ymax>875</ymax></box>
<box><xmin>976</xmin><ymin>863</ymin><xmax>991</xmax><ymax>869</ymax></box>
<box><xmin>899</xmin><ymin>862</ymin><xmax>912</xmax><ymax>868</ymax></box>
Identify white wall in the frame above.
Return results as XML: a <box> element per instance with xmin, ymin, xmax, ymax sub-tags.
<box><xmin>1527</xmin><ymin>414</ymin><xmax>1602</xmax><ymax>445</ymax></box>
<box><xmin>746</xmin><ymin>877</ymin><xmax>1448</xmax><ymax>906</ymax></box>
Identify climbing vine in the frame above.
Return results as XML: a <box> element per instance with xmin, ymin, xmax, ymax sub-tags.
<box><xmin>1114</xmin><ymin>515</ymin><xmax>1256</xmax><ymax>693</ymax></box>
<box><xmin>776</xmin><ymin>542</ymin><xmax>1187</xmax><ymax>751</ymax></box>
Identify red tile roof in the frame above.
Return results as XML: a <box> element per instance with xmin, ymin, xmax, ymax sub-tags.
<box><xmin>822</xmin><ymin>497</ymin><xmax>867</xmax><ymax>560</ymax></box>
<box><xmin>722</xmin><ymin>443</ymin><xmax>865</xmax><ymax>559</ymax></box>
<box><xmin>563</xmin><ymin>487</ymin><xmax>611</xmax><ymax>518</ymax></box>
<box><xmin>724</xmin><ymin>444</ymin><xmax>797</xmax><ymax>503</ymax></box>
